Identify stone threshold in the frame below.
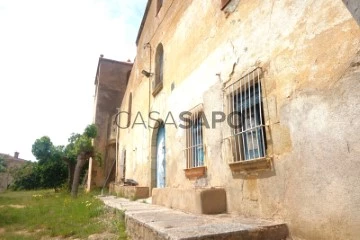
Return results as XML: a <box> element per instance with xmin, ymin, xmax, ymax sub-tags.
<box><xmin>99</xmin><ymin>196</ymin><xmax>289</xmax><ymax>240</ymax></box>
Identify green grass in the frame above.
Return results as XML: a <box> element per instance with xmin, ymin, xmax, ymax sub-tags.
<box><xmin>0</xmin><ymin>189</ymin><xmax>127</xmax><ymax>239</ymax></box>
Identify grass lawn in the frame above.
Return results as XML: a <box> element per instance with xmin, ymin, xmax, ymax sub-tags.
<box><xmin>0</xmin><ymin>189</ymin><xmax>127</xmax><ymax>240</ymax></box>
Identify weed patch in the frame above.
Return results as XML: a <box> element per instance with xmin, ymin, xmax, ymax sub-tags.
<box><xmin>0</xmin><ymin>190</ymin><xmax>127</xmax><ymax>239</ymax></box>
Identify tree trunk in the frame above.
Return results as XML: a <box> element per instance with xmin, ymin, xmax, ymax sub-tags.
<box><xmin>64</xmin><ymin>158</ymin><xmax>76</xmax><ymax>192</ymax></box>
<box><xmin>71</xmin><ymin>153</ymin><xmax>88</xmax><ymax>198</ymax></box>
<box><xmin>68</xmin><ymin>163</ymin><xmax>75</xmax><ymax>191</ymax></box>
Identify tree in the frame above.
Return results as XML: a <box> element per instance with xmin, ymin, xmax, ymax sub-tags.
<box><xmin>0</xmin><ymin>155</ymin><xmax>6</xmax><ymax>173</ymax></box>
<box><xmin>31</xmin><ymin>136</ymin><xmax>67</xmax><ymax>191</ymax></box>
<box><xmin>63</xmin><ymin>134</ymin><xmax>80</xmax><ymax>191</ymax></box>
<box><xmin>11</xmin><ymin>162</ymin><xmax>41</xmax><ymax>190</ymax></box>
<box><xmin>32</xmin><ymin>137</ymin><xmax>54</xmax><ymax>165</ymax></box>
<box><xmin>66</xmin><ymin>124</ymin><xmax>98</xmax><ymax>198</ymax></box>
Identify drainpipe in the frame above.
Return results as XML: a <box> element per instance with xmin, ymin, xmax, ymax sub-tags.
<box><xmin>144</xmin><ymin>42</ymin><xmax>152</xmax><ymax>192</ymax></box>
<box><xmin>144</xmin><ymin>42</ymin><xmax>152</xmax><ymax>116</ymax></box>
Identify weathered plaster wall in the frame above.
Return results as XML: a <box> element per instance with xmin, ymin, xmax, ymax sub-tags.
<box><xmin>117</xmin><ymin>0</ymin><xmax>360</xmax><ymax>239</ymax></box>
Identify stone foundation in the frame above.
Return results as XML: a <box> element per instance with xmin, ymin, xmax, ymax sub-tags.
<box><xmin>109</xmin><ymin>182</ymin><xmax>149</xmax><ymax>199</ymax></box>
<box><xmin>101</xmin><ymin>196</ymin><xmax>289</xmax><ymax>240</ymax></box>
<box><xmin>152</xmin><ymin>187</ymin><xmax>226</xmax><ymax>214</ymax></box>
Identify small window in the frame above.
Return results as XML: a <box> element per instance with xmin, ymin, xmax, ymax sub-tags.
<box><xmin>153</xmin><ymin>43</ymin><xmax>164</xmax><ymax>96</ymax></box>
<box><xmin>109</xmin><ymin>114</ymin><xmax>117</xmax><ymax>140</ymax></box>
<box><xmin>225</xmin><ymin>68</ymin><xmax>266</xmax><ymax>162</ymax></box>
<box><xmin>156</xmin><ymin>0</ymin><xmax>163</xmax><ymax>15</ymax></box>
<box><xmin>185</xmin><ymin>109</ymin><xmax>205</xmax><ymax>168</ymax></box>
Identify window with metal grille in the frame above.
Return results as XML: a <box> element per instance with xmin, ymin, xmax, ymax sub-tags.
<box><xmin>185</xmin><ymin>110</ymin><xmax>205</xmax><ymax>168</ymax></box>
<box><xmin>225</xmin><ymin>68</ymin><xmax>266</xmax><ymax>162</ymax></box>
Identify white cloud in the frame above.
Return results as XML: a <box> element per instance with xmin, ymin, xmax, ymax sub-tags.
<box><xmin>0</xmin><ymin>0</ymin><xmax>147</xmax><ymax>160</ymax></box>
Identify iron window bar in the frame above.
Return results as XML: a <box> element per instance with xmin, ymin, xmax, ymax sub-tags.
<box><xmin>183</xmin><ymin>105</ymin><xmax>205</xmax><ymax>169</ymax></box>
<box><xmin>224</xmin><ymin>67</ymin><xmax>266</xmax><ymax>163</ymax></box>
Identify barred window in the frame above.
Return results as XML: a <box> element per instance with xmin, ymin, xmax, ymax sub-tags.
<box><xmin>185</xmin><ymin>110</ymin><xmax>205</xmax><ymax>168</ymax></box>
<box><xmin>225</xmin><ymin>68</ymin><xmax>266</xmax><ymax>162</ymax></box>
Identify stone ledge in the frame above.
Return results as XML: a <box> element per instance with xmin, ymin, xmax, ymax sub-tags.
<box><xmin>109</xmin><ymin>183</ymin><xmax>149</xmax><ymax>199</ymax></box>
<box><xmin>152</xmin><ymin>187</ymin><xmax>226</xmax><ymax>214</ymax></box>
<box><xmin>184</xmin><ymin>166</ymin><xmax>207</xmax><ymax>179</ymax></box>
<box><xmin>100</xmin><ymin>196</ymin><xmax>289</xmax><ymax>240</ymax></box>
<box><xmin>229</xmin><ymin>157</ymin><xmax>272</xmax><ymax>173</ymax></box>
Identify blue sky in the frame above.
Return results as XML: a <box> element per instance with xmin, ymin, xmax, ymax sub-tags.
<box><xmin>0</xmin><ymin>0</ymin><xmax>147</xmax><ymax>160</ymax></box>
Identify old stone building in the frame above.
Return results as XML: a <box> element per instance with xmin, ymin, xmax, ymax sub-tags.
<box><xmin>86</xmin><ymin>55</ymin><xmax>132</xmax><ymax>190</ymax></box>
<box><xmin>0</xmin><ymin>152</ymin><xmax>27</xmax><ymax>192</ymax></box>
<box><xmin>93</xmin><ymin>0</ymin><xmax>360</xmax><ymax>239</ymax></box>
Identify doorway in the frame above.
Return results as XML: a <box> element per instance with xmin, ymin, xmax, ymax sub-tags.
<box><xmin>156</xmin><ymin>123</ymin><xmax>166</xmax><ymax>188</ymax></box>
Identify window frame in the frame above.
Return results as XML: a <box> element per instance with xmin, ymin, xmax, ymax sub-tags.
<box><xmin>183</xmin><ymin>105</ymin><xmax>207</xmax><ymax>179</ymax></box>
<box><xmin>231</xmin><ymin>82</ymin><xmax>266</xmax><ymax>161</ymax></box>
<box><xmin>153</xmin><ymin>43</ymin><xmax>164</xmax><ymax>96</ymax></box>
<box><xmin>224</xmin><ymin>68</ymin><xmax>271</xmax><ymax>172</ymax></box>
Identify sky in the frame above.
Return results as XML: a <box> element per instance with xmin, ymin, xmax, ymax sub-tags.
<box><xmin>0</xmin><ymin>0</ymin><xmax>147</xmax><ymax>161</ymax></box>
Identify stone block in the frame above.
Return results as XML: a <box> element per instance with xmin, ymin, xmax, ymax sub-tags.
<box><xmin>110</xmin><ymin>183</ymin><xmax>149</xmax><ymax>199</ymax></box>
<box><xmin>152</xmin><ymin>187</ymin><xmax>226</xmax><ymax>214</ymax></box>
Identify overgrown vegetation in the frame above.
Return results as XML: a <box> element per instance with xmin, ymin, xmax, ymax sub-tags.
<box><xmin>10</xmin><ymin>137</ymin><xmax>68</xmax><ymax>191</ymax></box>
<box><xmin>11</xmin><ymin>124</ymin><xmax>100</xmax><ymax>197</ymax></box>
<box><xmin>0</xmin><ymin>189</ymin><xmax>127</xmax><ymax>239</ymax></box>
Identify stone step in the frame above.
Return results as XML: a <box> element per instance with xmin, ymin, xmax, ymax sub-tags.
<box><xmin>100</xmin><ymin>196</ymin><xmax>289</xmax><ymax>240</ymax></box>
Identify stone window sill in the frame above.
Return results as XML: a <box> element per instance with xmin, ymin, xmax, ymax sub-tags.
<box><xmin>229</xmin><ymin>157</ymin><xmax>272</xmax><ymax>173</ymax></box>
<box><xmin>184</xmin><ymin>166</ymin><xmax>206</xmax><ymax>180</ymax></box>
<box><xmin>152</xmin><ymin>82</ymin><xmax>163</xmax><ymax>96</ymax></box>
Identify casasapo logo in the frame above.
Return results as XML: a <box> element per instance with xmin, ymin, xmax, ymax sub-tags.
<box><xmin>114</xmin><ymin>111</ymin><xmax>242</xmax><ymax>129</ymax></box>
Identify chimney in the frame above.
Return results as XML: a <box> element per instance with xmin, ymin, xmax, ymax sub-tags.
<box><xmin>14</xmin><ymin>152</ymin><xmax>19</xmax><ymax>159</ymax></box>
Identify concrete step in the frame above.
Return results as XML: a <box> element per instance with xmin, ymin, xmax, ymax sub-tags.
<box><xmin>100</xmin><ymin>196</ymin><xmax>289</xmax><ymax>240</ymax></box>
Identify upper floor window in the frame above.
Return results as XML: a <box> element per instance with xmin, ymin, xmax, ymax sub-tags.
<box><xmin>153</xmin><ymin>43</ymin><xmax>164</xmax><ymax>96</ymax></box>
<box><xmin>225</xmin><ymin>68</ymin><xmax>266</xmax><ymax>162</ymax></box>
<box><xmin>109</xmin><ymin>114</ymin><xmax>117</xmax><ymax>140</ymax></box>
